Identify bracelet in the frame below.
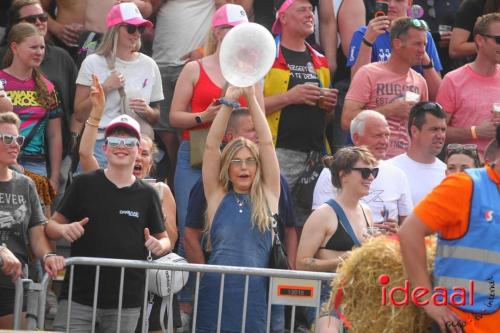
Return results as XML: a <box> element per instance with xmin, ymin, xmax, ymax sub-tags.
<box><xmin>89</xmin><ymin>115</ymin><xmax>101</xmax><ymax>123</ymax></box>
<box><xmin>86</xmin><ymin>119</ymin><xmax>99</xmax><ymax>127</ymax></box>
<box><xmin>218</xmin><ymin>97</ymin><xmax>241</xmax><ymax>109</ymax></box>
<box><xmin>470</xmin><ymin>126</ymin><xmax>478</xmax><ymax>140</ymax></box>
<box><xmin>362</xmin><ymin>37</ymin><xmax>373</xmax><ymax>47</ymax></box>
<box><xmin>43</xmin><ymin>253</ymin><xmax>57</xmax><ymax>262</ymax></box>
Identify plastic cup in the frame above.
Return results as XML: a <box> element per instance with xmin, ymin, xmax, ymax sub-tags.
<box><xmin>438</xmin><ymin>25</ymin><xmax>452</xmax><ymax>37</ymax></box>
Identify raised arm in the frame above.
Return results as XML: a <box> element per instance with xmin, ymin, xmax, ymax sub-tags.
<box><xmin>318</xmin><ymin>0</ymin><xmax>338</xmax><ymax>76</ymax></box>
<box><xmin>202</xmin><ymin>89</ymin><xmax>236</xmax><ymax>201</ymax></box>
<box><xmin>79</xmin><ymin>74</ymin><xmax>103</xmax><ymax>172</ymax></box>
<box><xmin>243</xmin><ymin>86</ymin><xmax>280</xmax><ymax>203</ymax></box>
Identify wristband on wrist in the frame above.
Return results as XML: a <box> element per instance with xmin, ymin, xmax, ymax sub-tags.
<box><xmin>218</xmin><ymin>97</ymin><xmax>241</xmax><ymax>109</ymax></box>
<box><xmin>89</xmin><ymin>115</ymin><xmax>101</xmax><ymax>123</ymax></box>
<box><xmin>422</xmin><ymin>60</ymin><xmax>434</xmax><ymax>69</ymax></box>
<box><xmin>470</xmin><ymin>126</ymin><xmax>478</xmax><ymax>140</ymax></box>
<box><xmin>362</xmin><ymin>37</ymin><xmax>373</xmax><ymax>47</ymax></box>
<box><xmin>43</xmin><ymin>253</ymin><xmax>57</xmax><ymax>262</ymax></box>
<box><xmin>86</xmin><ymin>119</ymin><xmax>99</xmax><ymax>127</ymax></box>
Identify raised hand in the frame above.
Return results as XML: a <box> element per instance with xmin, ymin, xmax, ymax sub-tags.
<box><xmin>61</xmin><ymin>218</ymin><xmax>89</xmax><ymax>243</ymax></box>
<box><xmin>90</xmin><ymin>74</ymin><xmax>105</xmax><ymax>116</ymax></box>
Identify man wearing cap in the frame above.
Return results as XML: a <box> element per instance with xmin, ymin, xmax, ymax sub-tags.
<box><xmin>47</xmin><ymin>115</ymin><xmax>171</xmax><ymax>332</ymax></box>
<box><xmin>347</xmin><ymin>0</ymin><xmax>442</xmax><ymax>100</ymax></box>
<box><xmin>342</xmin><ymin>17</ymin><xmax>429</xmax><ymax>159</ymax></box>
<box><xmin>264</xmin><ymin>0</ymin><xmax>337</xmax><ymax>231</ymax></box>
<box><xmin>400</xmin><ymin>127</ymin><xmax>500</xmax><ymax>333</ymax></box>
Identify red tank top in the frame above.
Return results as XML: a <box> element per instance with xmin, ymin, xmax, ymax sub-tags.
<box><xmin>182</xmin><ymin>60</ymin><xmax>247</xmax><ymax>140</ymax></box>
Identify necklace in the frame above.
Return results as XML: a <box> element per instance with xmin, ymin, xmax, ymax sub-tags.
<box><xmin>233</xmin><ymin>192</ymin><xmax>248</xmax><ymax>214</ymax></box>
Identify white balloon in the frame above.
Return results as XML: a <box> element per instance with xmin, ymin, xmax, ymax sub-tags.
<box><xmin>220</xmin><ymin>22</ymin><xmax>276</xmax><ymax>87</ymax></box>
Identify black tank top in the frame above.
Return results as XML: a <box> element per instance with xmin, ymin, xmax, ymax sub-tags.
<box><xmin>319</xmin><ymin>204</ymin><xmax>369</xmax><ymax>252</ymax></box>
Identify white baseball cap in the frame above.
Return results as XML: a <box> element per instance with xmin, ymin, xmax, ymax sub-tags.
<box><xmin>105</xmin><ymin>115</ymin><xmax>141</xmax><ymax>140</ymax></box>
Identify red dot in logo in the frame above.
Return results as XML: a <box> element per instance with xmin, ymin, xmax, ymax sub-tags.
<box><xmin>378</xmin><ymin>274</ymin><xmax>390</xmax><ymax>285</ymax></box>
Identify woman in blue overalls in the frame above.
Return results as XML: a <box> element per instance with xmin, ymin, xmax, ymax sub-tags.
<box><xmin>198</xmin><ymin>85</ymin><xmax>280</xmax><ymax>333</ymax></box>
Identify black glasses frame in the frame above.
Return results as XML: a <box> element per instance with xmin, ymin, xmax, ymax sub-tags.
<box><xmin>125</xmin><ymin>24</ymin><xmax>146</xmax><ymax>35</ymax></box>
<box><xmin>18</xmin><ymin>13</ymin><xmax>49</xmax><ymax>24</ymax></box>
<box><xmin>352</xmin><ymin>167</ymin><xmax>379</xmax><ymax>179</ymax></box>
<box><xmin>480</xmin><ymin>34</ymin><xmax>500</xmax><ymax>44</ymax></box>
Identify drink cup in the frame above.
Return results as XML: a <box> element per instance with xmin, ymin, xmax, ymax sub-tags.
<box><xmin>438</xmin><ymin>25</ymin><xmax>452</xmax><ymax>37</ymax></box>
<box><xmin>125</xmin><ymin>86</ymin><xmax>144</xmax><ymax>113</ymax></box>
<box><xmin>493</xmin><ymin>103</ymin><xmax>500</xmax><ymax>121</ymax></box>
<box><xmin>318</xmin><ymin>88</ymin><xmax>332</xmax><ymax>110</ymax></box>
<box><xmin>405</xmin><ymin>91</ymin><xmax>420</xmax><ymax>103</ymax></box>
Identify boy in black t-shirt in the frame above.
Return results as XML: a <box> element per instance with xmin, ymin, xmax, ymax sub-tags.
<box><xmin>47</xmin><ymin>115</ymin><xmax>171</xmax><ymax>333</ymax></box>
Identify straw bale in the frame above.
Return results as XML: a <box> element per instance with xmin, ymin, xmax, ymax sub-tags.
<box><xmin>328</xmin><ymin>235</ymin><xmax>436</xmax><ymax>333</ymax></box>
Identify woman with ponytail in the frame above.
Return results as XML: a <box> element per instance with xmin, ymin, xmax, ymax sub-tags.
<box><xmin>0</xmin><ymin>22</ymin><xmax>62</xmax><ymax>191</ymax></box>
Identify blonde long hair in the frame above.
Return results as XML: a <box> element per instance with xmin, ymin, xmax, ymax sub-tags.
<box><xmin>2</xmin><ymin>23</ymin><xmax>56</xmax><ymax>111</ymax></box>
<box><xmin>95</xmin><ymin>24</ymin><xmax>141</xmax><ymax>63</ymax></box>
<box><xmin>209</xmin><ymin>138</ymin><xmax>270</xmax><ymax>233</ymax></box>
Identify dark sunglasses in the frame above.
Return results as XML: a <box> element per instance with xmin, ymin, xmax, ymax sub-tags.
<box><xmin>446</xmin><ymin>143</ymin><xmax>478</xmax><ymax>157</ymax></box>
<box><xmin>124</xmin><ymin>24</ymin><xmax>146</xmax><ymax>34</ymax></box>
<box><xmin>105</xmin><ymin>136</ymin><xmax>139</xmax><ymax>149</ymax></box>
<box><xmin>480</xmin><ymin>34</ymin><xmax>500</xmax><ymax>44</ymax></box>
<box><xmin>0</xmin><ymin>134</ymin><xmax>25</xmax><ymax>146</ymax></box>
<box><xmin>352</xmin><ymin>167</ymin><xmax>379</xmax><ymax>179</ymax></box>
<box><xmin>18</xmin><ymin>13</ymin><xmax>49</xmax><ymax>24</ymax></box>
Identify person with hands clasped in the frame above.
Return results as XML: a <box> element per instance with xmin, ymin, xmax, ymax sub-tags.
<box><xmin>73</xmin><ymin>2</ymin><xmax>163</xmax><ymax>167</ymax></box>
<box><xmin>347</xmin><ymin>0</ymin><xmax>442</xmax><ymax>100</ymax></box>
<box><xmin>0</xmin><ymin>111</ymin><xmax>64</xmax><ymax>330</ymax></box>
<box><xmin>46</xmin><ymin>106</ymin><xmax>170</xmax><ymax>332</ymax></box>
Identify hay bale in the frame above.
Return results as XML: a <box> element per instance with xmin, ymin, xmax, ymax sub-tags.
<box><xmin>329</xmin><ymin>235</ymin><xmax>436</xmax><ymax>333</ymax></box>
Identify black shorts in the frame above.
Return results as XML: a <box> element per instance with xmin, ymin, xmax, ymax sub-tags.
<box><xmin>0</xmin><ymin>286</ymin><xmax>26</xmax><ymax>317</ymax></box>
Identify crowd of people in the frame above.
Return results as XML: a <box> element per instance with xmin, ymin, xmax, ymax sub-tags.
<box><xmin>0</xmin><ymin>0</ymin><xmax>499</xmax><ymax>332</ymax></box>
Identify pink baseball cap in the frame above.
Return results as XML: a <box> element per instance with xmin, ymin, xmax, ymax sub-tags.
<box><xmin>105</xmin><ymin>115</ymin><xmax>141</xmax><ymax>140</ymax></box>
<box><xmin>272</xmin><ymin>0</ymin><xmax>313</xmax><ymax>34</ymax></box>
<box><xmin>212</xmin><ymin>4</ymin><xmax>248</xmax><ymax>28</ymax></box>
<box><xmin>106</xmin><ymin>2</ymin><xmax>153</xmax><ymax>29</ymax></box>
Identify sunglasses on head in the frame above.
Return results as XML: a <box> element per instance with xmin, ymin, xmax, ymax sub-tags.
<box><xmin>0</xmin><ymin>134</ymin><xmax>25</xmax><ymax>146</ymax></box>
<box><xmin>105</xmin><ymin>136</ymin><xmax>139</xmax><ymax>149</ymax></box>
<box><xmin>18</xmin><ymin>12</ymin><xmax>49</xmax><ymax>24</ymax></box>
<box><xmin>480</xmin><ymin>34</ymin><xmax>500</xmax><ymax>44</ymax></box>
<box><xmin>352</xmin><ymin>167</ymin><xmax>379</xmax><ymax>179</ymax></box>
<box><xmin>395</xmin><ymin>19</ymin><xmax>429</xmax><ymax>38</ymax></box>
<box><xmin>124</xmin><ymin>24</ymin><xmax>146</xmax><ymax>34</ymax></box>
<box><xmin>446</xmin><ymin>143</ymin><xmax>478</xmax><ymax>157</ymax></box>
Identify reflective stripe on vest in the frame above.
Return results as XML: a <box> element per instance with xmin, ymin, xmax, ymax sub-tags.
<box><xmin>433</xmin><ymin>168</ymin><xmax>500</xmax><ymax>313</ymax></box>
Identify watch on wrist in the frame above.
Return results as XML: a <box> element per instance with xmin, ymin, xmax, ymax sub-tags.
<box><xmin>43</xmin><ymin>253</ymin><xmax>57</xmax><ymax>262</ymax></box>
<box><xmin>422</xmin><ymin>60</ymin><xmax>434</xmax><ymax>69</ymax></box>
<box><xmin>195</xmin><ymin>115</ymin><xmax>203</xmax><ymax>124</ymax></box>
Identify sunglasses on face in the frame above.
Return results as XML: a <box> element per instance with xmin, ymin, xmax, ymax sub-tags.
<box><xmin>0</xmin><ymin>134</ymin><xmax>25</xmax><ymax>146</ymax></box>
<box><xmin>105</xmin><ymin>136</ymin><xmax>139</xmax><ymax>149</ymax></box>
<box><xmin>230</xmin><ymin>158</ymin><xmax>257</xmax><ymax>167</ymax></box>
<box><xmin>480</xmin><ymin>34</ymin><xmax>500</xmax><ymax>44</ymax></box>
<box><xmin>18</xmin><ymin>12</ymin><xmax>49</xmax><ymax>24</ymax></box>
<box><xmin>352</xmin><ymin>167</ymin><xmax>379</xmax><ymax>179</ymax></box>
<box><xmin>446</xmin><ymin>143</ymin><xmax>478</xmax><ymax>157</ymax></box>
<box><xmin>124</xmin><ymin>24</ymin><xmax>146</xmax><ymax>34</ymax></box>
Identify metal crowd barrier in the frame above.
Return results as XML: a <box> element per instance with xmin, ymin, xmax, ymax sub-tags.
<box><xmin>13</xmin><ymin>257</ymin><xmax>336</xmax><ymax>333</ymax></box>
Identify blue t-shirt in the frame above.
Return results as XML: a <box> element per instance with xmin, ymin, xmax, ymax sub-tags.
<box><xmin>185</xmin><ymin>174</ymin><xmax>296</xmax><ymax>240</ymax></box>
<box><xmin>346</xmin><ymin>27</ymin><xmax>443</xmax><ymax>74</ymax></box>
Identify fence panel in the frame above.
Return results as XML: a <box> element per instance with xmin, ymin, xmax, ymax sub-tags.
<box><xmin>13</xmin><ymin>257</ymin><xmax>336</xmax><ymax>332</ymax></box>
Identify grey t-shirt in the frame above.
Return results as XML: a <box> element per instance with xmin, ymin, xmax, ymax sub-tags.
<box><xmin>0</xmin><ymin>171</ymin><xmax>46</xmax><ymax>288</ymax></box>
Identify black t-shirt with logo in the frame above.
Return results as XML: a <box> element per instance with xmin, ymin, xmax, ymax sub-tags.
<box><xmin>276</xmin><ymin>46</ymin><xmax>326</xmax><ymax>153</ymax></box>
<box><xmin>57</xmin><ymin>169</ymin><xmax>164</xmax><ymax>308</ymax></box>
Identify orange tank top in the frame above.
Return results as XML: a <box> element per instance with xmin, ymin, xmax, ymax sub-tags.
<box><xmin>182</xmin><ymin>60</ymin><xmax>247</xmax><ymax>140</ymax></box>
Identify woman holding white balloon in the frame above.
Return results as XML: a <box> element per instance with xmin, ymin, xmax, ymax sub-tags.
<box><xmin>169</xmin><ymin>4</ymin><xmax>265</xmax><ymax>301</ymax></box>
